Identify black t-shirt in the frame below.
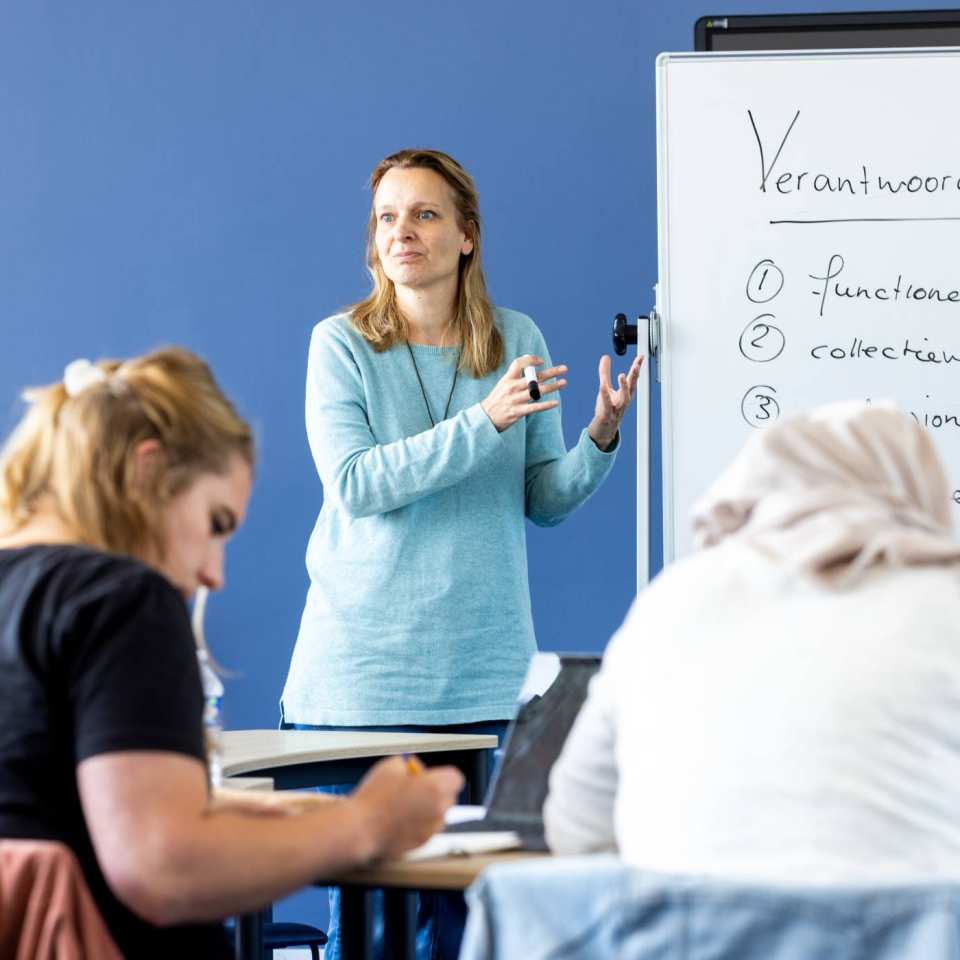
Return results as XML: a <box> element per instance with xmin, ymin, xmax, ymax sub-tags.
<box><xmin>0</xmin><ymin>545</ymin><xmax>231</xmax><ymax>959</ymax></box>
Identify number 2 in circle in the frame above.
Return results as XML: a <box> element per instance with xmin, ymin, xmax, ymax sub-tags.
<box><xmin>739</xmin><ymin>314</ymin><xmax>785</xmax><ymax>362</ymax></box>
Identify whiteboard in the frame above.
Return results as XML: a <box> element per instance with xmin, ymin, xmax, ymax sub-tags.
<box><xmin>657</xmin><ymin>49</ymin><xmax>960</xmax><ymax>562</ymax></box>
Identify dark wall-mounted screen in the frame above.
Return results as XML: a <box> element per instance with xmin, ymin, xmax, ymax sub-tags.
<box><xmin>696</xmin><ymin>12</ymin><xmax>960</xmax><ymax>52</ymax></box>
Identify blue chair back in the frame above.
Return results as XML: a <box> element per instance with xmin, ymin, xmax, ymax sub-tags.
<box><xmin>459</xmin><ymin>856</ymin><xmax>960</xmax><ymax>960</ymax></box>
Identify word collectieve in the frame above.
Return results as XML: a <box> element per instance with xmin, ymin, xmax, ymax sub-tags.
<box><xmin>812</xmin><ymin>337</ymin><xmax>960</xmax><ymax>364</ymax></box>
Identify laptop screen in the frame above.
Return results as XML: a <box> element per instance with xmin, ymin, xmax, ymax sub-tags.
<box><xmin>484</xmin><ymin>654</ymin><xmax>601</xmax><ymax>823</ymax></box>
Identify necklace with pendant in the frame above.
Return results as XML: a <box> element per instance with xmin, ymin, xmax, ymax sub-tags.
<box><xmin>406</xmin><ymin>342</ymin><xmax>460</xmax><ymax>428</ymax></box>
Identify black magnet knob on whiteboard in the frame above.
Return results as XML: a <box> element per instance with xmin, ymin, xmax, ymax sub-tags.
<box><xmin>612</xmin><ymin>313</ymin><xmax>638</xmax><ymax>356</ymax></box>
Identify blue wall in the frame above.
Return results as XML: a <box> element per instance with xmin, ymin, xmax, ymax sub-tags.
<box><xmin>5</xmin><ymin>0</ymin><xmax>950</xmax><ymax>727</ymax></box>
<box><xmin>0</xmin><ymin>0</ymin><xmax>952</xmax><ymax>922</ymax></box>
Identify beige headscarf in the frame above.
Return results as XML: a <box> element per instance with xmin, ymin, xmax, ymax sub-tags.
<box><xmin>692</xmin><ymin>401</ymin><xmax>960</xmax><ymax>585</ymax></box>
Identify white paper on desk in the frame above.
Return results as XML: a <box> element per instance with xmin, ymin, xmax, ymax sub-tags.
<box><xmin>404</xmin><ymin>831</ymin><xmax>521</xmax><ymax>861</ymax></box>
<box><xmin>444</xmin><ymin>805</ymin><xmax>486</xmax><ymax>826</ymax></box>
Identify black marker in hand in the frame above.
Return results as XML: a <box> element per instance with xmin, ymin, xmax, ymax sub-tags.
<box><xmin>523</xmin><ymin>365</ymin><xmax>541</xmax><ymax>401</ymax></box>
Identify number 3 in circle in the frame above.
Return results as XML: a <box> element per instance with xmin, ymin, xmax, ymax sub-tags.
<box><xmin>741</xmin><ymin>385</ymin><xmax>781</xmax><ymax>429</ymax></box>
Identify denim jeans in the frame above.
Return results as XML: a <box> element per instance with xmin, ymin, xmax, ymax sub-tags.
<box><xmin>280</xmin><ymin>719</ymin><xmax>508</xmax><ymax>960</ymax></box>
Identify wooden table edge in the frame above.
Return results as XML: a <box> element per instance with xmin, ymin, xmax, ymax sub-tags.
<box><xmin>320</xmin><ymin>851</ymin><xmax>549</xmax><ymax>891</ymax></box>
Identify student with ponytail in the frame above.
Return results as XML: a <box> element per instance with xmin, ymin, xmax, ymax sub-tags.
<box><xmin>0</xmin><ymin>347</ymin><xmax>462</xmax><ymax>959</ymax></box>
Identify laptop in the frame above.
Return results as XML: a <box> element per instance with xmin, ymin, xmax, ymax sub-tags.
<box><xmin>443</xmin><ymin>653</ymin><xmax>601</xmax><ymax>852</ymax></box>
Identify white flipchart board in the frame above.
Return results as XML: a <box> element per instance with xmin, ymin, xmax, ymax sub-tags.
<box><xmin>657</xmin><ymin>48</ymin><xmax>960</xmax><ymax>563</ymax></box>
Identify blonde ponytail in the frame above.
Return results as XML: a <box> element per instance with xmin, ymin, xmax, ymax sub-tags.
<box><xmin>0</xmin><ymin>347</ymin><xmax>254</xmax><ymax>557</ymax></box>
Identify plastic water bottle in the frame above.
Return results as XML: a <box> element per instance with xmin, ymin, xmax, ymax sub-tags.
<box><xmin>197</xmin><ymin>647</ymin><xmax>224</xmax><ymax>788</ymax></box>
<box><xmin>192</xmin><ymin>586</ymin><xmax>224</xmax><ymax>788</ymax></box>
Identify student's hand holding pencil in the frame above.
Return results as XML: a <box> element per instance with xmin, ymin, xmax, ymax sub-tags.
<box><xmin>402</xmin><ymin>752</ymin><xmax>424</xmax><ymax>775</ymax></box>
<box><xmin>351</xmin><ymin>755</ymin><xmax>463</xmax><ymax>861</ymax></box>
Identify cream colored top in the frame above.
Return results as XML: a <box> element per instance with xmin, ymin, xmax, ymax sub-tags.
<box><xmin>545</xmin><ymin>542</ymin><xmax>960</xmax><ymax>884</ymax></box>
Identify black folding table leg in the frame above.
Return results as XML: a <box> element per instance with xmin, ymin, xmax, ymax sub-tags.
<box><xmin>234</xmin><ymin>908</ymin><xmax>266</xmax><ymax>960</ymax></box>
<box><xmin>340</xmin><ymin>885</ymin><xmax>374</xmax><ymax>960</ymax></box>
<box><xmin>383</xmin><ymin>888</ymin><xmax>417</xmax><ymax>960</ymax></box>
<box><xmin>469</xmin><ymin>748</ymin><xmax>490</xmax><ymax>804</ymax></box>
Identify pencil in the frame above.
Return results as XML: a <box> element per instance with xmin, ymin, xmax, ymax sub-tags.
<box><xmin>402</xmin><ymin>753</ymin><xmax>423</xmax><ymax>775</ymax></box>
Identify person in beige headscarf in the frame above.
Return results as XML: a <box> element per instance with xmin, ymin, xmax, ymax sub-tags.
<box><xmin>544</xmin><ymin>401</ymin><xmax>960</xmax><ymax>884</ymax></box>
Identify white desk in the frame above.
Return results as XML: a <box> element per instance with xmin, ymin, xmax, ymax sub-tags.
<box><xmin>222</xmin><ymin>776</ymin><xmax>274</xmax><ymax>792</ymax></box>
<box><xmin>223</xmin><ymin>729</ymin><xmax>497</xmax><ymax>960</ymax></box>
<box><xmin>222</xmin><ymin>728</ymin><xmax>497</xmax><ymax>788</ymax></box>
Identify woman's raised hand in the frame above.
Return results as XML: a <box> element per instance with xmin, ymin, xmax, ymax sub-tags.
<box><xmin>481</xmin><ymin>355</ymin><xmax>567</xmax><ymax>433</ymax></box>
<box><xmin>587</xmin><ymin>354</ymin><xmax>643</xmax><ymax>451</ymax></box>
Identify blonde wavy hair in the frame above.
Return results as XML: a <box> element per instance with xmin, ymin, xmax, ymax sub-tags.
<box><xmin>0</xmin><ymin>346</ymin><xmax>254</xmax><ymax>559</ymax></box>
<box><xmin>350</xmin><ymin>148</ymin><xmax>503</xmax><ymax>378</ymax></box>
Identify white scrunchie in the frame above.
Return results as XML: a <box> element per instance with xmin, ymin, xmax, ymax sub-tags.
<box><xmin>63</xmin><ymin>359</ymin><xmax>108</xmax><ymax>398</ymax></box>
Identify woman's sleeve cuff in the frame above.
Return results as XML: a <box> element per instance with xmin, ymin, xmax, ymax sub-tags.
<box><xmin>584</xmin><ymin>428</ymin><xmax>620</xmax><ymax>457</ymax></box>
<box><xmin>465</xmin><ymin>401</ymin><xmax>503</xmax><ymax>442</ymax></box>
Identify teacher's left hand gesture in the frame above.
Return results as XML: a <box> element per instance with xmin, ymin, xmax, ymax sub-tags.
<box><xmin>587</xmin><ymin>355</ymin><xmax>643</xmax><ymax>451</ymax></box>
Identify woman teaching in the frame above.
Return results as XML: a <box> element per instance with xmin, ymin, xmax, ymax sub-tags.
<box><xmin>282</xmin><ymin>148</ymin><xmax>642</xmax><ymax>733</ymax></box>
<box><xmin>281</xmin><ymin>147</ymin><xmax>641</xmax><ymax>956</ymax></box>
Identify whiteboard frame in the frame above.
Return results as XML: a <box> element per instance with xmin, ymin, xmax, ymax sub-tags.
<box><xmin>636</xmin><ymin>313</ymin><xmax>650</xmax><ymax>589</ymax></box>
<box><xmin>656</xmin><ymin>47</ymin><xmax>960</xmax><ymax>566</ymax></box>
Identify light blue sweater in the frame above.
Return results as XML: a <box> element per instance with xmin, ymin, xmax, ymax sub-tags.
<box><xmin>281</xmin><ymin>308</ymin><xmax>617</xmax><ymax>725</ymax></box>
